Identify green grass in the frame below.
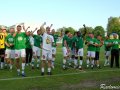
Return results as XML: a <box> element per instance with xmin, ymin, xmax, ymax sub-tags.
<box><xmin>0</xmin><ymin>44</ymin><xmax>120</xmax><ymax>90</ymax></box>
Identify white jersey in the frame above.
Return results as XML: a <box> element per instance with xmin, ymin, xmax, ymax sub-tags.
<box><xmin>42</xmin><ymin>33</ymin><xmax>54</xmax><ymax>51</ymax></box>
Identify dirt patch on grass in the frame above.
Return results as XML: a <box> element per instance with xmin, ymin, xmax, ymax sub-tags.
<box><xmin>28</xmin><ymin>77</ymin><xmax>120</xmax><ymax>90</ymax></box>
<box><xmin>60</xmin><ymin>77</ymin><xmax>120</xmax><ymax>90</ymax></box>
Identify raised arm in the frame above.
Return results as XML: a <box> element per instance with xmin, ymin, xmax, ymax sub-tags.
<box><xmin>49</xmin><ymin>24</ymin><xmax>53</xmax><ymax>30</ymax></box>
<box><xmin>83</xmin><ymin>24</ymin><xmax>87</xmax><ymax>37</ymax></box>
<box><xmin>31</xmin><ymin>28</ymin><xmax>38</xmax><ymax>34</ymax></box>
<box><xmin>23</xmin><ymin>24</ymin><xmax>30</xmax><ymax>32</ymax></box>
<box><xmin>40</xmin><ymin>22</ymin><xmax>46</xmax><ymax>34</ymax></box>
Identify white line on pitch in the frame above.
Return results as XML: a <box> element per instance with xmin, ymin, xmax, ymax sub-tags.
<box><xmin>0</xmin><ymin>69</ymin><xmax>120</xmax><ymax>81</ymax></box>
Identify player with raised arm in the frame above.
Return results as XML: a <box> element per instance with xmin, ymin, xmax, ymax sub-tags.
<box><xmin>13</xmin><ymin>24</ymin><xmax>27</xmax><ymax>77</ymax></box>
<box><xmin>31</xmin><ymin>28</ymin><xmax>42</xmax><ymax>69</ymax></box>
<box><xmin>51</xmin><ymin>28</ymin><xmax>59</xmax><ymax>69</ymax></box>
<box><xmin>40</xmin><ymin>22</ymin><xmax>54</xmax><ymax>75</ymax></box>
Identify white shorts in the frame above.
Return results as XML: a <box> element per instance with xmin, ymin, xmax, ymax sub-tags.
<box><xmin>42</xmin><ymin>49</ymin><xmax>52</xmax><ymax>60</ymax></box>
<box><xmin>77</xmin><ymin>48</ymin><xmax>84</xmax><ymax>56</ymax></box>
<box><xmin>5</xmin><ymin>49</ymin><xmax>15</xmax><ymax>59</ymax></box>
<box><xmin>87</xmin><ymin>51</ymin><xmax>95</xmax><ymax>58</ymax></box>
<box><xmin>33</xmin><ymin>46</ymin><xmax>40</xmax><ymax>57</ymax></box>
<box><xmin>105</xmin><ymin>51</ymin><xmax>111</xmax><ymax>56</ymax></box>
<box><xmin>15</xmin><ymin>49</ymin><xmax>26</xmax><ymax>58</ymax></box>
<box><xmin>62</xmin><ymin>47</ymin><xmax>68</xmax><ymax>57</ymax></box>
<box><xmin>52</xmin><ymin>47</ymin><xmax>56</xmax><ymax>55</ymax></box>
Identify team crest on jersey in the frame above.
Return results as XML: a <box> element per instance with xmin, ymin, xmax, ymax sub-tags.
<box><xmin>113</xmin><ymin>41</ymin><xmax>118</xmax><ymax>44</ymax></box>
<box><xmin>8</xmin><ymin>38</ymin><xmax>13</xmax><ymax>42</ymax></box>
<box><xmin>18</xmin><ymin>37</ymin><xmax>23</xmax><ymax>40</ymax></box>
<box><xmin>46</xmin><ymin>36</ymin><xmax>51</xmax><ymax>44</ymax></box>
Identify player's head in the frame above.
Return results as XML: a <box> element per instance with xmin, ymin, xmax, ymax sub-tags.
<box><xmin>88</xmin><ymin>32</ymin><xmax>92</xmax><ymax>38</ymax></box>
<box><xmin>46</xmin><ymin>27</ymin><xmax>51</xmax><ymax>34</ymax></box>
<box><xmin>97</xmin><ymin>35</ymin><xmax>102</xmax><ymax>40</ymax></box>
<box><xmin>26</xmin><ymin>31</ymin><xmax>31</xmax><ymax>36</ymax></box>
<box><xmin>51</xmin><ymin>29</ymin><xmax>55</xmax><ymax>34</ymax></box>
<box><xmin>105</xmin><ymin>35</ymin><xmax>109</xmax><ymax>39</ymax></box>
<box><xmin>90</xmin><ymin>33</ymin><xmax>94</xmax><ymax>38</ymax></box>
<box><xmin>68</xmin><ymin>33</ymin><xmax>72</xmax><ymax>38</ymax></box>
<box><xmin>1</xmin><ymin>26</ymin><xmax>7</xmax><ymax>33</ymax></box>
<box><xmin>65</xmin><ymin>31</ymin><xmax>70</xmax><ymax>36</ymax></box>
<box><xmin>37</xmin><ymin>30</ymin><xmax>41</xmax><ymax>35</ymax></box>
<box><xmin>77</xmin><ymin>31</ymin><xmax>81</xmax><ymax>37</ymax></box>
<box><xmin>17</xmin><ymin>25</ymin><xmax>22</xmax><ymax>32</ymax></box>
<box><xmin>10</xmin><ymin>28</ymin><xmax>15</xmax><ymax>34</ymax></box>
<box><xmin>113</xmin><ymin>33</ymin><xmax>117</xmax><ymax>39</ymax></box>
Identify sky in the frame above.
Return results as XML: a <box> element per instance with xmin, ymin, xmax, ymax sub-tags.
<box><xmin>0</xmin><ymin>0</ymin><xmax>120</xmax><ymax>31</ymax></box>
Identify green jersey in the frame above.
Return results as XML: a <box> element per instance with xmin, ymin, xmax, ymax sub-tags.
<box><xmin>87</xmin><ymin>38</ymin><xmax>97</xmax><ymax>51</ymax></box>
<box><xmin>75</xmin><ymin>36</ymin><xmax>84</xmax><ymax>49</ymax></box>
<box><xmin>62</xmin><ymin>35</ymin><xmax>69</xmax><ymax>47</ymax></box>
<box><xmin>14</xmin><ymin>32</ymin><xmax>26</xmax><ymax>49</ymax></box>
<box><xmin>26</xmin><ymin>36</ymin><xmax>31</xmax><ymax>49</ymax></box>
<box><xmin>33</xmin><ymin>35</ymin><xmax>42</xmax><ymax>48</ymax></box>
<box><xmin>51</xmin><ymin>34</ymin><xmax>58</xmax><ymax>47</ymax></box>
<box><xmin>71</xmin><ymin>36</ymin><xmax>76</xmax><ymax>49</ymax></box>
<box><xmin>95</xmin><ymin>39</ymin><xmax>100</xmax><ymax>52</ymax></box>
<box><xmin>67</xmin><ymin>37</ymin><xmax>73</xmax><ymax>49</ymax></box>
<box><xmin>5</xmin><ymin>34</ymin><xmax>14</xmax><ymax>50</ymax></box>
<box><xmin>104</xmin><ymin>39</ymin><xmax>111</xmax><ymax>51</ymax></box>
<box><xmin>111</xmin><ymin>39</ymin><xmax>120</xmax><ymax>50</ymax></box>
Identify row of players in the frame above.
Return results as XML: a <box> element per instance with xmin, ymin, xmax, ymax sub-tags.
<box><xmin>0</xmin><ymin>23</ymin><xmax>120</xmax><ymax>76</ymax></box>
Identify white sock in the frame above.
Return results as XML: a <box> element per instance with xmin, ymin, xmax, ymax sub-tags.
<box><xmin>80</xmin><ymin>60</ymin><xmax>83</xmax><ymax>66</ymax></box>
<box><xmin>9</xmin><ymin>64</ymin><xmax>13</xmax><ymax>70</ymax></box>
<box><xmin>63</xmin><ymin>59</ymin><xmax>66</xmax><ymax>68</ymax></box>
<box><xmin>17</xmin><ymin>69</ymin><xmax>20</xmax><ymax>73</ymax></box>
<box><xmin>37</xmin><ymin>58</ymin><xmax>40</xmax><ymax>67</ymax></box>
<box><xmin>74</xmin><ymin>59</ymin><xmax>78</xmax><ymax>66</ymax></box>
<box><xmin>91</xmin><ymin>60</ymin><xmax>94</xmax><ymax>67</ymax></box>
<box><xmin>1</xmin><ymin>62</ymin><xmax>4</xmax><ymax>69</ymax></box>
<box><xmin>52</xmin><ymin>58</ymin><xmax>55</xmax><ymax>66</ymax></box>
<box><xmin>104</xmin><ymin>59</ymin><xmax>107</xmax><ymax>65</ymax></box>
<box><xmin>31</xmin><ymin>58</ymin><xmax>35</xmax><ymax>67</ymax></box>
<box><xmin>22</xmin><ymin>63</ymin><xmax>25</xmax><ymax>73</ymax></box>
<box><xmin>48</xmin><ymin>68</ymin><xmax>51</xmax><ymax>72</ymax></box>
<box><xmin>41</xmin><ymin>68</ymin><xmax>44</xmax><ymax>72</ymax></box>
<box><xmin>5</xmin><ymin>63</ymin><xmax>7</xmax><ymax>67</ymax></box>
<box><xmin>87</xmin><ymin>59</ymin><xmax>89</xmax><ymax>65</ymax></box>
<box><xmin>97</xmin><ymin>64</ymin><xmax>99</xmax><ymax>67</ymax></box>
<box><xmin>63</xmin><ymin>59</ymin><xmax>66</xmax><ymax>64</ymax></box>
<box><xmin>92</xmin><ymin>60</ymin><xmax>94</xmax><ymax>65</ymax></box>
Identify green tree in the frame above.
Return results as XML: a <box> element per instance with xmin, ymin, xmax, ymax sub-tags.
<box><xmin>57</xmin><ymin>27</ymin><xmax>76</xmax><ymax>35</ymax></box>
<box><xmin>93</xmin><ymin>26</ymin><xmax>105</xmax><ymax>37</ymax></box>
<box><xmin>107</xmin><ymin>17</ymin><xmax>120</xmax><ymax>35</ymax></box>
<box><xmin>79</xmin><ymin>26</ymin><xmax>94</xmax><ymax>39</ymax></box>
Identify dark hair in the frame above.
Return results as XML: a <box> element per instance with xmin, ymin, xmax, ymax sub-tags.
<box><xmin>17</xmin><ymin>25</ymin><xmax>21</xmax><ymax>27</ymax></box>
<box><xmin>37</xmin><ymin>29</ymin><xmax>40</xmax><ymax>33</ymax></box>
<box><xmin>65</xmin><ymin>31</ymin><xmax>69</xmax><ymax>34</ymax></box>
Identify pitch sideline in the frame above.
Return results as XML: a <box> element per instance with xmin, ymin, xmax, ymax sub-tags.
<box><xmin>0</xmin><ymin>69</ymin><xmax>120</xmax><ymax>81</ymax></box>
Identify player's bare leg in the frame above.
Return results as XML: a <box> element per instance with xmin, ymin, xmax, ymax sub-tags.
<box><xmin>21</xmin><ymin>57</ymin><xmax>26</xmax><ymax>76</ymax></box>
<box><xmin>52</xmin><ymin>54</ymin><xmax>55</xmax><ymax>69</ymax></box>
<box><xmin>79</xmin><ymin>56</ymin><xmax>83</xmax><ymax>70</ymax></box>
<box><xmin>16</xmin><ymin>58</ymin><xmax>20</xmax><ymax>76</ymax></box>
<box><xmin>48</xmin><ymin>60</ymin><xmax>52</xmax><ymax>75</ymax></box>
